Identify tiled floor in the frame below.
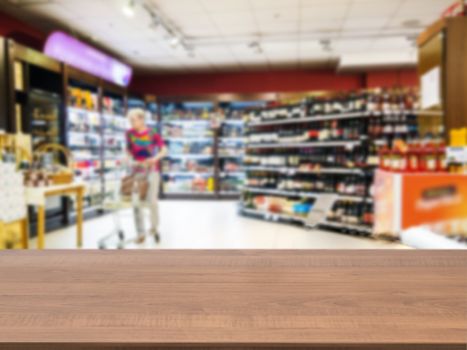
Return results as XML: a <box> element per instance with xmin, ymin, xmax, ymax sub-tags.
<box><xmin>30</xmin><ymin>201</ymin><xmax>408</xmax><ymax>249</ymax></box>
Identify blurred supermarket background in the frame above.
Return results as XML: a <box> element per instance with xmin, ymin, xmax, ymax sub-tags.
<box><xmin>0</xmin><ymin>0</ymin><xmax>466</xmax><ymax>249</ymax></box>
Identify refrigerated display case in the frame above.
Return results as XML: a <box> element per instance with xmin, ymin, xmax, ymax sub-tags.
<box><xmin>27</xmin><ymin>90</ymin><xmax>61</xmax><ymax>150</ymax></box>
<box><xmin>67</xmin><ymin>83</ymin><xmax>104</xmax><ymax>212</ymax></box>
<box><xmin>101</xmin><ymin>92</ymin><xmax>127</xmax><ymax>204</ymax></box>
<box><xmin>161</xmin><ymin>102</ymin><xmax>216</xmax><ymax>197</ymax></box>
<box><xmin>218</xmin><ymin>101</ymin><xmax>266</xmax><ymax>195</ymax></box>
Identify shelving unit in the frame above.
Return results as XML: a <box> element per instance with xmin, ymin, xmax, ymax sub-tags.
<box><xmin>7</xmin><ymin>41</ymin><xmax>68</xmax><ymax>232</ymax></box>
<box><xmin>67</xmin><ymin>79</ymin><xmax>103</xmax><ymax>213</ymax></box>
<box><xmin>241</xmin><ymin>89</ymin><xmax>420</xmax><ymax>237</ymax></box>
<box><xmin>160</xmin><ymin>101</ymin><xmax>216</xmax><ymax>198</ymax></box>
<box><xmin>159</xmin><ymin>99</ymin><xmax>266</xmax><ymax>199</ymax></box>
<box><xmin>245</xmin><ymin>140</ymin><xmax>362</xmax><ymax>149</ymax></box>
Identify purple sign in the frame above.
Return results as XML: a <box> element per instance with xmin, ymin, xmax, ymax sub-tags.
<box><xmin>44</xmin><ymin>31</ymin><xmax>132</xmax><ymax>87</ymax></box>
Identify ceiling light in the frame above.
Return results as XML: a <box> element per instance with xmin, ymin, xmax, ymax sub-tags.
<box><xmin>169</xmin><ymin>35</ymin><xmax>181</xmax><ymax>48</ymax></box>
<box><xmin>123</xmin><ymin>0</ymin><xmax>136</xmax><ymax>17</ymax></box>
<box><xmin>338</xmin><ymin>52</ymin><xmax>417</xmax><ymax>70</ymax></box>
<box><xmin>143</xmin><ymin>1</ymin><xmax>194</xmax><ymax>54</ymax></box>
<box><xmin>248</xmin><ymin>41</ymin><xmax>262</xmax><ymax>54</ymax></box>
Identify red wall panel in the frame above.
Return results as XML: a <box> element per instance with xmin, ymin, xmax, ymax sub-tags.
<box><xmin>0</xmin><ymin>11</ymin><xmax>46</xmax><ymax>50</ymax></box>
<box><xmin>366</xmin><ymin>69</ymin><xmax>419</xmax><ymax>88</ymax></box>
<box><xmin>131</xmin><ymin>69</ymin><xmax>366</xmax><ymax>96</ymax></box>
<box><xmin>132</xmin><ymin>68</ymin><xmax>419</xmax><ymax>96</ymax></box>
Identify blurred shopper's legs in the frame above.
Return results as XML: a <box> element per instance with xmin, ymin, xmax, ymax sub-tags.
<box><xmin>133</xmin><ymin>172</ymin><xmax>160</xmax><ymax>242</ymax></box>
<box><xmin>148</xmin><ymin>172</ymin><xmax>160</xmax><ymax>237</ymax></box>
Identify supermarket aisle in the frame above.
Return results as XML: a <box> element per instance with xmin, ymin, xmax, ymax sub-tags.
<box><xmin>30</xmin><ymin>201</ymin><xmax>407</xmax><ymax>249</ymax></box>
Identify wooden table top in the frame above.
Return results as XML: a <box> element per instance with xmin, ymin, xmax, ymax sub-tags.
<box><xmin>0</xmin><ymin>250</ymin><xmax>466</xmax><ymax>350</ymax></box>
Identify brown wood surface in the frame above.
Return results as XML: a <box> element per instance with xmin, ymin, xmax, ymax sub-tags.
<box><xmin>67</xmin><ymin>65</ymin><xmax>101</xmax><ymax>86</ymax></box>
<box><xmin>417</xmin><ymin>18</ymin><xmax>446</xmax><ymax>47</ymax></box>
<box><xmin>12</xmin><ymin>42</ymin><xmax>61</xmax><ymax>73</ymax></box>
<box><xmin>445</xmin><ymin>16</ymin><xmax>467</xmax><ymax>137</ymax></box>
<box><xmin>417</xmin><ymin>19</ymin><xmax>444</xmax><ymax>138</ymax></box>
<box><xmin>0</xmin><ymin>250</ymin><xmax>466</xmax><ymax>350</ymax></box>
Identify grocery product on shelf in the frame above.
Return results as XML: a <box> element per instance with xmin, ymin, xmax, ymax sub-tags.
<box><xmin>378</xmin><ymin>139</ymin><xmax>448</xmax><ymax>173</ymax></box>
<box><xmin>163</xmin><ymin>173</ymin><xmax>215</xmax><ymax>194</ymax></box>
<box><xmin>241</xmin><ymin>193</ymin><xmax>313</xmax><ymax>223</ymax></box>
<box><xmin>447</xmin><ymin>127</ymin><xmax>467</xmax><ymax>174</ymax></box>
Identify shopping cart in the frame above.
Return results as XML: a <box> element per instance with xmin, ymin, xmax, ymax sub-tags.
<box><xmin>98</xmin><ymin>162</ymin><xmax>151</xmax><ymax>249</ymax></box>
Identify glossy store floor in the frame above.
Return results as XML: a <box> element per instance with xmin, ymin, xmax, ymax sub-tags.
<box><xmin>30</xmin><ymin>201</ymin><xmax>407</xmax><ymax>249</ymax></box>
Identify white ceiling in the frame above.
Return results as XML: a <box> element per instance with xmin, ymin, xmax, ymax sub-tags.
<box><xmin>0</xmin><ymin>0</ymin><xmax>455</xmax><ymax>72</ymax></box>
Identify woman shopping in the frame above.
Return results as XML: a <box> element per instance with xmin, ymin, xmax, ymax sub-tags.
<box><xmin>126</xmin><ymin>108</ymin><xmax>167</xmax><ymax>244</ymax></box>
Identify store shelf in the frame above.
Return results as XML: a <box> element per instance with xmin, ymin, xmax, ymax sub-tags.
<box><xmin>164</xmin><ymin>191</ymin><xmax>216</xmax><ymax>196</ymax></box>
<box><xmin>245</xmin><ymin>140</ymin><xmax>361</xmax><ymax>149</ymax></box>
<box><xmin>223</xmin><ymin>120</ymin><xmax>244</xmax><ymax>125</ymax></box>
<box><xmin>247</xmin><ymin>112</ymin><xmax>368</xmax><ymax>127</ymax></box>
<box><xmin>167</xmin><ymin>154</ymin><xmax>213</xmax><ymax>159</ymax></box>
<box><xmin>220</xmin><ymin>172</ymin><xmax>245</xmax><ymax>176</ymax></box>
<box><xmin>163</xmin><ymin>120</ymin><xmax>211</xmax><ymax>125</ymax></box>
<box><xmin>164</xmin><ymin>172</ymin><xmax>214</xmax><ymax>176</ymax></box>
<box><xmin>220</xmin><ymin>137</ymin><xmax>244</xmax><ymax>142</ymax></box>
<box><xmin>68</xmin><ymin>106</ymin><xmax>100</xmax><ymax>115</ymax></box>
<box><xmin>241</xmin><ymin>207</ymin><xmax>306</xmax><ymax>224</ymax></box>
<box><xmin>219</xmin><ymin>154</ymin><xmax>244</xmax><ymax>158</ymax></box>
<box><xmin>220</xmin><ymin>191</ymin><xmax>241</xmax><ymax>195</ymax></box>
<box><xmin>337</xmin><ymin>195</ymin><xmax>373</xmax><ymax>203</ymax></box>
<box><xmin>247</xmin><ymin>110</ymin><xmax>417</xmax><ymax>127</ymax></box>
<box><xmin>317</xmin><ymin>220</ymin><xmax>373</xmax><ymax>235</ymax></box>
<box><xmin>165</xmin><ymin>137</ymin><xmax>213</xmax><ymax>142</ymax></box>
<box><xmin>242</xmin><ymin>187</ymin><xmax>319</xmax><ymax>199</ymax></box>
<box><xmin>243</xmin><ymin>166</ymin><xmax>364</xmax><ymax>175</ymax></box>
<box><xmin>69</xmin><ymin>130</ymin><xmax>101</xmax><ymax>137</ymax></box>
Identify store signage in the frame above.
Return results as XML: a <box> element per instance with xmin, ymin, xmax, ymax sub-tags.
<box><xmin>441</xmin><ymin>1</ymin><xmax>465</xmax><ymax>17</ymax></box>
<box><xmin>44</xmin><ymin>31</ymin><xmax>132</xmax><ymax>87</ymax></box>
<box><xmin>421</xmin><ymin>66</ymin><xmax>441</xmax><ymax>109</ymax></box>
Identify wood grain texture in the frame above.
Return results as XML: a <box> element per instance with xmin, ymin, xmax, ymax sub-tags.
<box><xmin>0</xmin><ymin>250</ymin><xmax>466</xmax><ymax>350</ymax></box>
<box><xmin>445</xmin><ymin>17</ymin><xmax>467</xmax><ymax>136</ymax></box>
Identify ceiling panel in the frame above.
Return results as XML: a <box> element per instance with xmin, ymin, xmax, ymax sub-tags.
<box><xmin>332</xmin><ymin>39</ymin><xmax>374</xmax><ymax>53</ymax></box>
<box><xmin>300</xmin><ymin>4</ymin><xmax>349</xmax><ymax>20</ymax></box>
<box><xmin>371</xmin><ymin>37</ymin><xmax>413</xmax><ymax>50</ymax></box>
<box><xmin>258</xmin><ymin>21</ymin><xmax>299</xmax><ymax>34</ymax></box>
<box><xmin>154</xmin><ymin>0</ymin><xmax>204</xmax><ymax>13</ymax></box>
<box><xmin>251</xmin><ymin>0</ymin><xmax>300</xmax><ymax>10</ymax></box>
<box><xmin>201</xmin><ymin>0</ymin><xmax>250</xmax><ymax>12</ymax></box>
<box><xmin>347</xmin><ymin>0</ymin><xmax>402</xmax><ymax>18</ymax></box>
<box><xmin>210</xmin><ymin>11</ymin><xmax>257</xmax><ymax>35</ymax></box>
<box><xmin>342</xmin><ymin>18</ymin><xmax>389</xmax><ymax>31</ymax></box>
<box><xmin>60</xmin><ymin>0</ymin><xmax>116</xmax><ymax>19</ymax></box>
<box><xmin>255</xmin><ymin>9</ymin><xmax>299</xmax><ymax>23</ymax></box>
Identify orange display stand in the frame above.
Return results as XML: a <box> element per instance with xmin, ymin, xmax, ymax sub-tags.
<box><xmin>374</xmin><ymin>170</ymin><xmax>467</xmax><ymax>238</ymax></box>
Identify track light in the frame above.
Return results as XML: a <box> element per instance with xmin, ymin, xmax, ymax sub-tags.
<box><xmin>149</xmin><ymin>15</ymin><xmax>160</xmax><ymax>29</ymax></box>
<box><xmin>143</xmin><ymin>1</ymin><xmax>195</xmax><ymax>56</ymax></box>
<box><xmin>123</xmin><ymin>0</ymin><xmax>136</xmax><ymax>17</ymax></box>
<box><xmin>248</xmin><ymin>41</ymin><xmax>262</xmax><ymax>54</ymax></box>
<box><xmin>320</xmin><ymin>39</ymin><xmax>332</xmax><ymax>52</ymax></box>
